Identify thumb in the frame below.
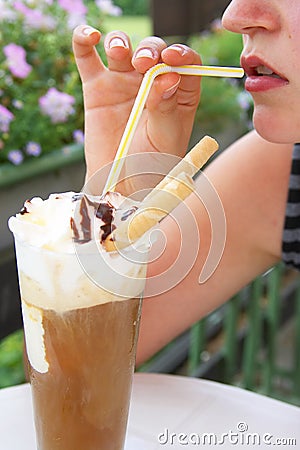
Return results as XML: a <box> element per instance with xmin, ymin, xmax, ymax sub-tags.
<box><xmin>145</xmin><ymin>73</ymin><xmax>200</xmax><ymax>156</ymax></box>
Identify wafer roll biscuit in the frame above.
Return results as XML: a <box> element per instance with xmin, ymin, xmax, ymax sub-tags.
<box><xmin>139</xmin><ymin>135</ymin><xmax>218</xmax><ymax>206</ymax></box>
<box><xmin>154</xmin><ymin>135</ymin><xmax>218</xmax><ymax>186</ymax></box>
<box><xmin>104</xmin><ymin>172</ymin><xmax>194</xmax><ymax>252</ymax></box>
<box><xmin>104</xmin><ymin>136</ymin><xmax>218</xmax><ymax>252</ymax></box>
<box><xmin>185</xmin><ymin>135</ymin><xmax>219</xmax><ymax>174</ymax></box>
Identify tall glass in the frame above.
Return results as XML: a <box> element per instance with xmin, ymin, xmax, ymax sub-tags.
<box><xmin>11</xmin><ymin>224</ymin><xmax>148</xmax><ymax>450</ymax></box>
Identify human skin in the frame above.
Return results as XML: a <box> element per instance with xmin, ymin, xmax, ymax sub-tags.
<box><xmin>72</xmin><ymin>0</ymin><xmax>297</xmax><ymax>364</ymax></box>
<box><xmin>72</xmin><ymin>28</ymin><xmax>201</xmax><ymax>181</ymax></box>
<box><xmin>222</xmin><ymin>0</ymin><xmax>300</xmax><ymax>144</ymax></box>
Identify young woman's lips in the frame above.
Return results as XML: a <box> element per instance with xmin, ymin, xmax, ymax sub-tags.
<box><xmin>241</xmin><ymin>56</ymin><xmax>288</xmax><ymax>93</ymax></box>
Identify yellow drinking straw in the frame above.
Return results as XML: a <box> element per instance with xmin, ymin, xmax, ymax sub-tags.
<box><xmin>102</xmin><ymin>63</ymin><xmax>244</xmax><ymax>194</ymax></box>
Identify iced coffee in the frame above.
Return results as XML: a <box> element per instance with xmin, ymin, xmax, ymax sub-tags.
<box><xmin>9</xmin><ymin>191</ymin><xmax>148</xmax><ymax>450</ymax></box>
<box><xmin>9</xmin><ymin>136</ymin><xmax>219</xmax><ymax>450</ymax></box>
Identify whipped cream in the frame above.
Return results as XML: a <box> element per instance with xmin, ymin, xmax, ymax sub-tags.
<box><xmin>8</xmin><ymin>191</ymin><xmax>128</xmax><ymax>253</ymax></box>
<box><xmin>9</xmin><ymin>191</ymin><xmax>149</xmax><ymax>373</ymax></box>
<box><xmin>8</xmin><ymin>191</ymin><xmax>149</xmax><ymax>308</ymax></box>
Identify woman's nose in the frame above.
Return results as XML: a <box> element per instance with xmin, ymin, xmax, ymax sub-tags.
<box><xmin>222</xmin><ymin>0</ymin><xmax>279</xmax><ymax>35</ymax></box>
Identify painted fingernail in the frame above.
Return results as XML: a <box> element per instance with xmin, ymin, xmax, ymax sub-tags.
<box><xmin>82</xmin><ymin>26</ymin><xmax>99</xmax><ymax>37</ymax></box>
<box><xmin>135</xmin><ymin>48</ymin><xmax>155</xmax><ymax>59</ymax></box>
<box><xmin>162</xmin><ymin>79</ymin><xmax>181</xmax><ymax>100</ymax></box>
<box><xmin>108</xmin><ymin>37</ymin><xmax>128</xmax><ymax>49</ymax></box>
<box><xmin>168</xmin><ymin>44</ymin><xmax>188</xmax><ymax>56</ymax></box>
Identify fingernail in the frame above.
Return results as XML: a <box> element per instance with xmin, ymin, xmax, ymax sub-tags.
<box><xmin>162</xmin><ymin>79</ymin><xmax>181</xmax><ymax>100</ymax></box>
<box><xmin>168</xmin><ymin>44</ymin><xmax>188</xmax><ymax>56</ymax></box>
<box><xmin>135</xmin><ymin>48</ymin><xmax>155</xmax><ymax>59</ymax></box>
<box><xmin>82</xmin><ymin>26</ymin><xmax>99</xmax><ymax>37</ymax></box>
<box><xmin>108</xmin><ymin>37</ymin><xmax>128</xmax><ymax>49</ymax></box>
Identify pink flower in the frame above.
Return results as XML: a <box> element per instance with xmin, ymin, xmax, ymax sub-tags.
<box><xmin>0</xmin><ymin>0</ymin><xmax>17</xmax><ymax>21</ymax></box>
<box><xmin>58</xmin><ymin>0</ymin><xmax>87</xmax><ymax>27</ymax></box>
<box><xmin>96</xmin><ymin>0</ymin><xmax>122</xmax><ymax>16</ymax></box>
<box><xmin>12</xmin><ymin>99</ymin><xmax>24</xmax><ymax>110</ymax></box>
<box><xmin>8</xmin><ymin>149</ymin><xmax>24</xmax><ymax>165</ymax></box>
<box><xmin>66</xmin><ymin>12</ymin><xmax>87</xmax><ymax>29</ymax></box>
<box><xmin>58</xmin><ymin>0</ymin><xmax>87</xmax><ymax>15</ymax></box>
<box><xmin>39</xmin><ymin>87</ymin><xmax>75</xmax><ymax>124</ymax></box>
<box><xmin>73</xmin><ymin>129</ymin><xmax>84</xmax><ymax>144</ymax></box>
<box><xmin>14</xmin><ymin>1</ymin><xmax>56</xmax><ymax>30</ymax></box>
<box><xmin>3</xmin><ymin>43</ymin><xmax>32</xmax><ymax>79</ymax></box>
<box><xmin>0</xmin><ymin>104</ymin><xmax>14</xmax><ymax>133</ymax></box>
<box><xmin>25</xmin><ymin>141</ymin><xmax>42</xmax><ymax>157</ymax></box>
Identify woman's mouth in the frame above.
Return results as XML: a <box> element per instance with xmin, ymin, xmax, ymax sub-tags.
<box><xmin>254</xmin><ymin>65</ymin><xmax>281</xmax><ymax>78</ymax></box>
<box><xmin>241</xmin><ymin>56</ymin><xmax>288</xmax><ymax>92</ymax></box>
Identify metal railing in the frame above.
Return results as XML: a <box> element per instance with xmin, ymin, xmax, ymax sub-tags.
<box><xmin>140</xmin><ymin>264</ymin><xmax>300</xmax><ymax>406</ymax></box>
<box><xmin>1</xmin><ymin>258</ymin><xmax>299</xmax><ymax>403</ymax></box>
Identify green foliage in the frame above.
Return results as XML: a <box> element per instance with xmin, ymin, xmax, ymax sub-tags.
<box><xmin>188</xmin><ymin>26</ymin><xmax>253</xmax><ymax>134</ymax></box>
<box><xmin>189</xmin><ymin>27</ymin><xmax>243</xmax><ymax>67</ymax></box>
<box><xmin>197</xmin><ymin>77</ymin><xmax>246</xmax><ymax>134</ymax></box>
<box><xmin>0</xmin><ymin>1</ymin><xmax>107</xmax><ymax>167</ymax></box>
<box><xmin>105</xmin><ymin>15</ymin><xmax>152</xmax><ymax>43</ymax></box>
<box><xmin>114</xmin><ymin>0</ymin><xmax>149</xmax><ymax>16</ymax></box>
<box><xmin>0</xmin><ymin>330</ymin><xmax>26</xmax><ymax>388</ymax></box>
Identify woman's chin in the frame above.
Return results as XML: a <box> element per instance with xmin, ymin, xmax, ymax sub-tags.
<box><xmin>253</xmin><ymin>108</ymin><xmax>298</xmax><ymax>144</ymax></box>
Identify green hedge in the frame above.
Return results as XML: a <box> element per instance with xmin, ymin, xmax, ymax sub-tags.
<box><xmin>0</xmin><ymin>330</ymin><xmax>26</xmax><ymax>388</ymax></box>
<box><xmin>114</xmin><ymin>0</ymin><xmax>150</xmax><ymax>15</ymax></box>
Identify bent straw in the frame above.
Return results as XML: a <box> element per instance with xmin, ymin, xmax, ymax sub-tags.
<box><xmin>102</xmin><ymin>63</ymin><xmax>244</xmax><ymax>194</ymax></box>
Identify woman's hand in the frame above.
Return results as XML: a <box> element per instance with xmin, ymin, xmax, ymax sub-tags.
<box><xmin>72</xmin><ymin>26</ymin><xmax>201</xmax><ymax>180</ymax></box>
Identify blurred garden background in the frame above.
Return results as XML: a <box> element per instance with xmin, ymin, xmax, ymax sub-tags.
<box><xmin>0</xmin><ymin>0</ymin><xmax>250</xmax><ymax>170</ymax></box>
<box><xmin>1</xmin><ymin>0</ymin><xmax>300</xmax><ymax>408</ymax></box>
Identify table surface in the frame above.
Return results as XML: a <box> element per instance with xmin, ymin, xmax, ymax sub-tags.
<box><xmin>0</xmin><ymin>373</ymin><xmax>299</xmax><ymax>450</ymax></box>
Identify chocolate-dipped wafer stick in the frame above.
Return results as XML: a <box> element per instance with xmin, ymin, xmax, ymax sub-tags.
<box><xmin>141</xmin><ymin>135</ymin><xmax>218</xmax><ymax>205</ymax></box>
<box><xmin>103</xmin><ymin>136</ymin><xmax>218</xmax><ymax>252</ymax></box>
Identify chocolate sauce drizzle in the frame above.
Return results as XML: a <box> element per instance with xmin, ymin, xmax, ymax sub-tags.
<box><xmin>80</xmin><ymin>196</ymin><xmax>91</xmax><ymax>242</ymax></box>
<box><xmin>121</xmin><ymin>206</ymin><xmax>138</xmax><ymax>221</ymax></box>
<box><xmin>71</xmin><ymin>194</ymin><xmax>92</xmax><ymax>244</ymax></box>
<box><xmin>72</xmin><ymin>193</ymin><xmax>84</xmax><ymax>203</ymax></box>
<box><xmin>19</xmin><ymin>199</ymin><xmax>31</xmax><ymax>215</ymax></box>
<box><xmin>96</xmin><ymin>203</ymin><xmax>116</xmax><ymax>242</ymax></box>
<box><xmin>71</xmin><ymin>193</ymin><xmax>116</xmax><ymax>244</ymax></box>
<box><xmin>19</xmin><ymin>206</ymin><xmax>29</xmax><ymax>215</ymax></box>
<box><xmin>70</xmin><ymin>217</ymin><xmax>79</xmax><ymax>240</ymax></box>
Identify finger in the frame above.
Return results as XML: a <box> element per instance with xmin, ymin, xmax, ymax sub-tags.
<box><xmin>142</xmin><ymin>45</ymin><xmax>202</xmax><ymax>156</ymax></box>
<box><xmin>161</xmin><ymin>44</ymin><xmax>202</xmax><ymax>93</ymax></box>
<box><xmin>147</xmin><ymin>73</ymin><xmax>200</xmax><ymax>155</ymax></box>
<box><xmin>149</xmin><ymin>76</ymin><xmax>195</xmax><ymax>143</ymax></box>
<box><xmin>104</xmin><ymin>31</ymin><xmax>134</xmax><ymax>72</ymax></box>
<box><xmin>145</xmin><ymin>98</ymin><xmax>195</xmax><ymax>157</ymax></box>
<box><xmin>146</xmin><ymin>44</ymin><xmax>201</xmax><ymax>111</ymax></box>
<box><xmin>162</xmin><ymin>44</ymin><xmax>201</xmax><ymax>66</ymax></box>
<box><xmin>132</xmin><ymin>36</ymin><xmax>168</xmax><ymax>74</ymax></box>
<box><xmin>151</xmin><ymin>73</ymin><xmax>182</xmax><ymax>103</ymax></box>
<box><xmin>72</xmin><ymin>25</ymin><xmax>105</xmax><ymax>83</ymax></box>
